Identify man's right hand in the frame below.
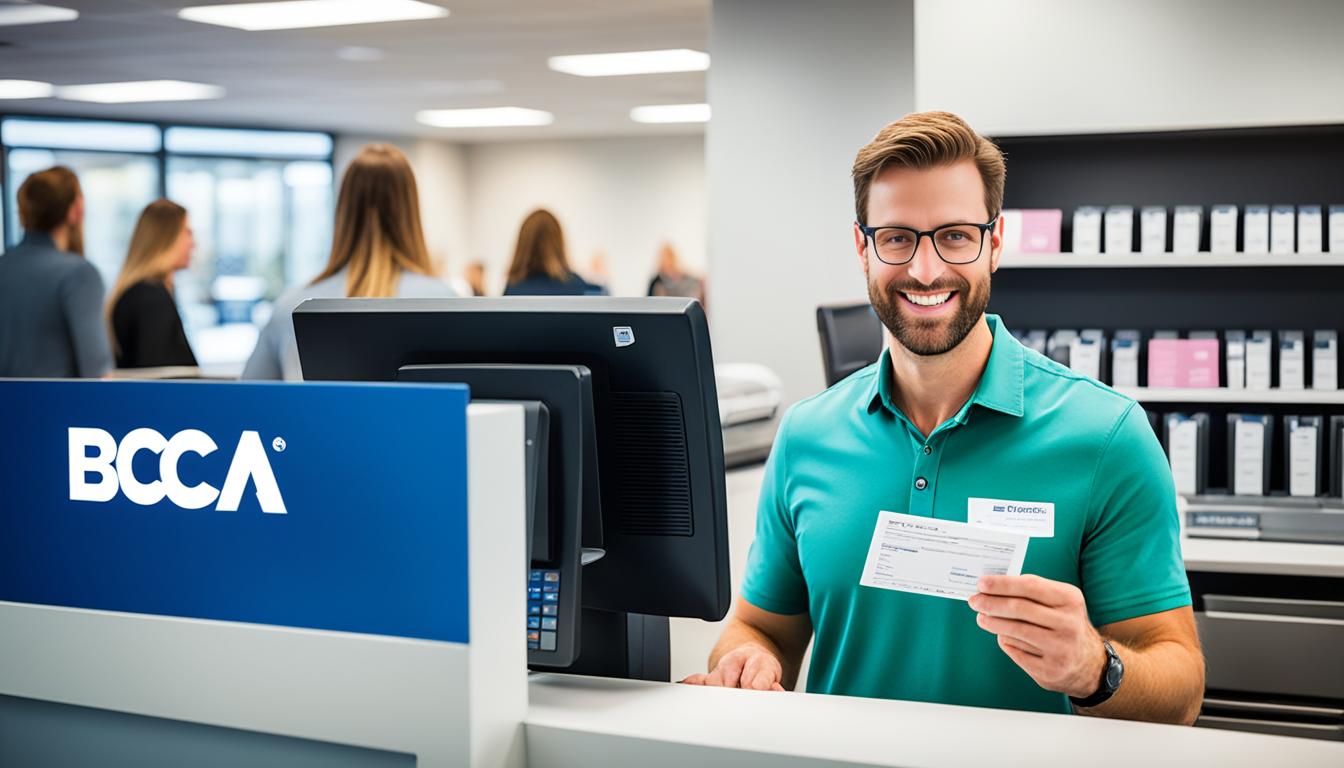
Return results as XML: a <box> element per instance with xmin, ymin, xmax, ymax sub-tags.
<box><xmin>680</xmin><ymin>643</ymin><xmax>786</xmax><ymax>691</ymax></box>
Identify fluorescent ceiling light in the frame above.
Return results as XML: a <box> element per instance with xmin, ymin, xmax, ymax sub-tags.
<box><xmin>179</xmin><ymin>0</ymin><xmax>448</xmax><ymax>31</ymax></box>
<box><xmin>630</xmin><ymin>103</ymin><xmax>711</xmax><ymax>124</ymax></box>
<box><xmin>0</xmin><ymin>3</ymin><xmax>78</xmax><ymax>27</ymax></box>
<box><xmin>548</xmin><ymin>49</ymin><xmax>709</xmax><ymax>77</ymax></box>
<box><xmin>56</xmin><ymin>80</ymin><xmax>225</xmax><ymax>104</ymax></box>
<box><xmin>416</xmin><ymin>107</ymin><xmax>553</xmax><ymax>128</ymax></box>
<box><xmin>0</xmin><ymin>79</ymin><xmax>55</xmax><ymax>99</ymax></box>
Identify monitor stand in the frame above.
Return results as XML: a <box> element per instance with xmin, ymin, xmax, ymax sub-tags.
<box><xmin>562</xmin><ymin>608</ymin><xmax>669</xmax><ymax>682</ymax></box>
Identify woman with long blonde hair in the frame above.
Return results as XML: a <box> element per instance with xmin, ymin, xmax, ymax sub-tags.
<box><xmin>242</xmin><ymin>143</ymin><xmax>454</xmax><ymax>380</ymax></box>
<box><xmin>107</xmin><ymin>198</ymin><xmax>198</xmax><ymax>369</ymax></box>
<box><xmin>503</xmin><ymin>209</ymin><xmax>605</xmax><ymax>296</ymax></box>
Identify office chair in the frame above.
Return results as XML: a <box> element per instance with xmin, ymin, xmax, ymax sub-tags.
<box><xmin>816</xmin><ymin>303</ymin><xmax>883</xmax><ymax>387</ymax></box>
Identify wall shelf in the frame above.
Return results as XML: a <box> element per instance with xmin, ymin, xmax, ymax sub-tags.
<box><xmin>1116</xmin><ymin>387</ymin><xmax>1344</xmax><ymax>404</ymax></box>
<box><xmin>1000</xmin><ymin>252</ymin><xmax>1344</xmax><ymax>269</ymax></box>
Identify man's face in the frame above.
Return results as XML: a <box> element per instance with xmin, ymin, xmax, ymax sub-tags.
<box><xmin>853</xmin><ymin>160</ymin><xmax>1002</xmax><ymax>356</ymax></box>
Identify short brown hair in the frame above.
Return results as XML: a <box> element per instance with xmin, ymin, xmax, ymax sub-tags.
<box><xmin>852</xmin><ymin>111</ymin><xmax>1005</xmax><ymax>226</ymax></box>
<box><xmin>18</xmin><ymin>165</ymin><xmax>81</xmax><ymax>233</ymax></box>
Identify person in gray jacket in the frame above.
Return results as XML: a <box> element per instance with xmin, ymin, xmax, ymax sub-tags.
<box><xmin>0</xmin><ymin>166</ymin><xmax>112</xmax><ymax>378</ymax></box>
<box><xmin>242</xmin><ymin>144</ymin><xmax>454</xmax><ymax>380</ymax></box>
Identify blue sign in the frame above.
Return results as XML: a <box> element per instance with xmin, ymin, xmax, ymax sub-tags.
<box><xmin>0</xmin><ymin>380</ymin><xmax>471</xmax><ymax>644</ymax></box>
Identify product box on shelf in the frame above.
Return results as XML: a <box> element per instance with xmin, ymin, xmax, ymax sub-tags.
<box><xmin>1111</xmin><ymin>330</ymin><xmax>1141</xmax><ymax>388</ymax></box>
<box><xmin>1314</xmin><ymin>331</ymin><xmax>1339</xmax><ymax>390</ymax></box>
<box><xmin>1243</xmin><ymin>205</ymin><xmax>1270</xmax><ymax>254</ymax></box>
<box><xmin>1298</xmin><ymin>205</ymin><xmax>1323</xmax><ymax>253</ymax></box>
<box><xmin>1330</xmin><ymin>205</ymin><xmax>1344</xmax><ymax>253</ymax></box>
<box><xmin>1072</xmin><ymin>207</ymin><xmax>1103</xmax><ymax>255</ymax></box>
<box><xmin>1228</xmin><ymin>413</ymin><xmax>1273</xmax><ymax>497</ymax></box>
<box><xmin>1104</xmin><ymin>205</ymin><xmax>1134</xmax><ymax>254</ymax></box>
<box><xmin>1001</xmin><ymin>209</ymin><xmax>1062</xmax><ymax>253</ymax></box>
<box><xmin>1279</xmin><ymin>330</ymin><xmax>1306</xmax><ymax>391</ymax></box>
<box><xmin>1285</xmin><ymin>415</ymin><xmax>1325</xmax><ymax>498</ymax></box>
<box><xmin>1246</xmin><ymin>331</ymin><xmax>1273</xmax><ymax>390</ymax></box>
<box><xmin>1173</xmin><ymin>205</ymin><xmax>1202</xmax><ymax>253</ymax></box>
<box><xmin>1148</xmin><ymin>338</ymin><xmax>1219</xmax><ymax>388</ymax></box>
<box><xmin>1140</xmin><ymin>206</ymin><xmax>1166</xmax><ymax>254</ymax></box>
<box><xmin>1210</xmin><ymin>205</ymin><xmax>1239</xmax><ymax>253</ymax></box>
<box><xmin>1224</xmin><ymin>330</ymin><xmax>1246</xmax><ymax>390</ymax></box>
<box><xmin>1164</xmin><ymin>412</ymin><xmax>1209</xmax><ymax>496</ymax></box>
<box><xmin>1270</xmin><ymin>205</ymin><xmax>1296</xmax><ymax>253</ymax></box>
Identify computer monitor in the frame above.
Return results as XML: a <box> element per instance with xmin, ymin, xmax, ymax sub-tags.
<box><xmin>293</xmin><ymin>297</ymin><xmax>731</xmax><ymax>677</ymax></box>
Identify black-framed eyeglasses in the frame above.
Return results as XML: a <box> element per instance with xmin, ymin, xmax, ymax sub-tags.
<box><xmin>858</xmin><ymin>217</ymin><xmax>998</xmax><ymax>265</ymax></box>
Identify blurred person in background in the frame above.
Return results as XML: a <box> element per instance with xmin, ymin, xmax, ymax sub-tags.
<box><xmin>464</xmin><ymin>260</ymin><xmax>487</xmax><ymax>296</ymax></box>
<box><xmin>647</xmin><ymin>241</ymin><xmax>706</xmax><ymax>307</ymax></box>
<box><xmin>503</xmin><ymin>209</ymin><xmax>606</xmax><ymax>296</ymax></box>
<box><xmin>106</xmin><ymin>199</ymin><xmax>198</xmax><ymax>369</ymax></box>
<box><xmin>242</xmin><ymin>143</ymin><xmax>454</xmax><ymax>380</ymax></box>
<box><xmin>0</xmin><ymin>166</ymin><xmax>112</xmax><ymax>378</ymax></box>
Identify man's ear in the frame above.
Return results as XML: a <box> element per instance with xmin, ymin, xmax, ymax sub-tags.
<box><xmin>988</xmin><ymin>215</ymin><xmax>1004</xmax><ymax>274</ymax></box>
<box><xmin>853</xmin><ymin>222</ymin><xmax>869</xmax><ymax>277</ymax></box>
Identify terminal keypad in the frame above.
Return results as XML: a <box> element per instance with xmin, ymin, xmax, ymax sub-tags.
<box><xmin>527</xmin><ymin>569</ymin><xmax>560</xmax><ymax>652</ymax></box>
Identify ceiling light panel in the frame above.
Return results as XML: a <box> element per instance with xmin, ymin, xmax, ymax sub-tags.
<box><xmin>416</xmin><ymin>107</ymin><xmax>554</xmax><ymax>128</ymax></box>
<box><xmin>0</xmin><ymin>80</ymin><xmax>55</xmax><ymax>99</ymax></box>
<box><xmin>179</xmin><ymin>0</ymin><xmax>448</xmax><ymax>31</ymax></box>
<box><xmin>0</xmin><ymin>3</ymin><xmax>78</xmax><ymax>27</ymax></box>
<box><xmin>548</xmin><ymin>49</ymin><xmax>709</xmax><ymax>77</ymax></box>
<box><xmin>630</xmin><ymin>103</ymin><xmax>711</xmax><ymax>124</ymax></box>
<box><xmin>56</xmin><ymin>80</ymin><xmax>225</xmax><ymax>104</ymax></box>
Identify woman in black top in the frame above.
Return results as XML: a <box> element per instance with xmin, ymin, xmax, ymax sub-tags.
<box><xmin>106</xmin><ymin>199</ymin><xmax>198</xmax><ymax>369</ymax></box>
<box><xmin>502</xmin><ymin>209</ymin><xmax>606</xmax><ymax>296</ymax></box>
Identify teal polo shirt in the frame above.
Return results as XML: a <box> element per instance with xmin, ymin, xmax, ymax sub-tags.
<box><xmin>741</xmin><ymin>314</ymin><xmax>1191</xmax><ymax>714</ymax></box>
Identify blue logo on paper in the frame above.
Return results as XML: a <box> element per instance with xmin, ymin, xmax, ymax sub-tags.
<box><xmin>992</xmin><ymin>505</ymin><xmax>1006</xmax><ymax>512</ymax></box>
<box><xmin>0</xmin><ymin>380</ymin><xmax>472</xmax><ymax>644</ymax></box>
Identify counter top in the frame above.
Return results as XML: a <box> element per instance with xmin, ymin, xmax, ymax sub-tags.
<box><xmin>1181</xmin><ymin>535</ymin><xmax>1344</xmax><ymax>578</ymax></box>
<box><xmin>525</xmin><ymin>674</ymin><xmax>1344</xmax><ymax>768</ymax></box>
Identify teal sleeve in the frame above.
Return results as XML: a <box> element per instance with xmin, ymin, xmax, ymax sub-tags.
<box><xmin>1081</xmin><ymin>402</ymin><xmax>1192</xmax><ymax>626</ymax></box>
<box><xmin>740</xmin><ymin>408</ymin><xmax>810</xmax><ymax>615</ymax></box>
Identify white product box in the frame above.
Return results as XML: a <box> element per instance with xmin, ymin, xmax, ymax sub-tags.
<box><xmin>1111</xmin><ymin>332</ymin><xmax>1141</xmax><ymax>388</ymax></box>
<box><xmin>1279</xmin><ymin>330</ymin><xmax>1306</xmax><ymax>390</ymax></box>
<box><xmin>1330</xmin><ymin>206</ymin><xmax>1344</xmax><ymax>253</ymax></box>
<box><xmin>1225</xmin><ymin>330</ymin><xmax>1246</xmax><ymax>390</ymax></box>
<box><xmin>1243</xmin><ymin>205</ymin><xmax>1270</xmax><ymax>254</ymax></box>
<box><xmin>999</xmin><ymin>209</ymin><xmax>1023</xmax><ymax>252</ymax></box>
<box><xmin>1314</xmin><ymin>330</ymin><xmax>1339</xmax><ymax>390</ymax></box>
<box><xmin>1072</xmin><ymin>207</ymin><xmax>1103</xmax><ymax>254</ymax></box>
<box><xmin>1070</xmin><ymin>336</ymin><xmax>1103</xmax><ymax>380</ymax></box>
<box><xmin>1298</xmin><ymin>206</ymin><xmax>1323</xmax><ymax>253</ymax></box>
<box><xmin>1104</xmin><ymin>206</ymin><xmax>1134</xmax><ymax>254</ymax></box>
<box><xmin>1140</xmin><ymin>207</ymin><xmax>1166</xmax><ymax>254</ymax></box>
<box><xmin>1210</xmin><ymin>205</ymin><xmax>1239</xmax><ymax>253</ymax></box>
<box><xmin>1270</xmin><ymin>205</ymin><xmax>1296</xmax><ymax>253</ymax></box>
<box><xmin>1246</xmin><ymin>331</ymin><xmax>1273</xmax><ymax>390</ymax></box>
<box><xmin>1173</xmin><ymin>206</ymin><xmax>1202</xmax><ymax>254</ymax></box>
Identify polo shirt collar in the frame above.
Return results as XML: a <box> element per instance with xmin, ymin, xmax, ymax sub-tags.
<box><xmin>19</xmin><ymin>231</ymin><xmax>55</xmax><ymax>250</ymax></box>
<box><xmin>864</xmin><ymin>313</ymin><xmax>1025</xmax><ymax>420</ymax></box>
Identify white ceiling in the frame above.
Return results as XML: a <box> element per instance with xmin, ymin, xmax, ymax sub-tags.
<box><xmin>0</xmin><ymin>0</ymin><xmax>710</xmax><ymax>141</ymax></box>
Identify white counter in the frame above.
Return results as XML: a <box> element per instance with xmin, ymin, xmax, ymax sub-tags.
<box><xmin>1180</xmin><ymin>536</ymin><xmax>1344</xmax><ymax>578</ymax></box>
<box><xmin>525</xmin><ymin>674</ymin><xmax>1344</xmax><ymax>767</ymax></box>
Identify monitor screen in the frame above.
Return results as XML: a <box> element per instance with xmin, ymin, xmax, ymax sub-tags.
<box><xmin>294</xmin><ymin>297</ymin><xmax>731</xmax><ymax>623</ymax></box>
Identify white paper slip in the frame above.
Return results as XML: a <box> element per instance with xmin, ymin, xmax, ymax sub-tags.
<box><xmin>967</xmin><ymin>497</ymin><xmax>1055</xmax><ymax>537</ymax></box>
<box><xmin>859</xmin><ymin>511</ymin><xmax>1028</xmax><ymax>601</ymax></box>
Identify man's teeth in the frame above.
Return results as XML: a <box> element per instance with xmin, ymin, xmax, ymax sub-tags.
<box><xmin>903</xmin><ymin>291</ymin><xmax>953</xmax><ymax>307</ymax></box>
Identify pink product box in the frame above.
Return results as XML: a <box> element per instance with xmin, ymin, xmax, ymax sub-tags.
<box><xmin>1147</xmin><ymin>339</ymin><xmax>1221</xmax><ymax>388</ymax></box>
<box><xmin>1009</xmin><ymin>209</ymin><xmax>1062</xmax><ymax>252</ymax></box>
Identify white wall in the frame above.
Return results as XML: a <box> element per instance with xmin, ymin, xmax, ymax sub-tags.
<box><xmin>462</xmin><ymin>136</ymin><xmax>706</xmax><ymax>298</ymax></box>
<box><xmin>707</xmin><ymin>0</ymin><xmax>916</xmax><ymax>402</ymax></box>
<box><xmin>916</xmin><ymin>0</ymin><xmax>1344</xmax><ymax>135</ymax></box>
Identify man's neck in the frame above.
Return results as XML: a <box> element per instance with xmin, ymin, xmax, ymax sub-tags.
<box><xmin>886</xmin><ymin>316</ymin><xmax>994</xmax><ymax>437</ymax></box>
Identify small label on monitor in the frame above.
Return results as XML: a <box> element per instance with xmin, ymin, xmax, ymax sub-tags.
<box><xmin>613</xmin><ymin>326</ymin><xmax>635</xmax><ymax>347</ymax></box>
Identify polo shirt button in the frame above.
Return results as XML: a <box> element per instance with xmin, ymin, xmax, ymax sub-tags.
<box><xmin>922</xmin><ymin>445</ymin><xmax>932</xmax><ymax>455</ymax></box>
<box><xmin>914</xmin><ymin>477</ymin><xmax>928</xmax><ymax>490</ymax></box>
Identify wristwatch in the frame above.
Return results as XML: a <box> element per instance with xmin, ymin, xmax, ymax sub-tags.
<box><xmin>1070</xmin><ymin>639</ymin><xmax>1124</xmax><ymax>709</ymax></box>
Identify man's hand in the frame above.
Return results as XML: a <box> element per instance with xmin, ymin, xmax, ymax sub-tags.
<box><xmin>680</xmin><ymin>643</ymin><xmax>787</xmax><ymax>691</ymax></box>
<box><xmin>969</xmin><ymin>574</ymin><xmax>1106</xmax><ymax>699</ymax></box>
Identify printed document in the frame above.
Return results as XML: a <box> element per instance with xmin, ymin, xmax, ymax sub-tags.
<box><xmin>860</xmin><ymin>511</ymin><xmax>1029</xmax><ymax>601</ymax></box>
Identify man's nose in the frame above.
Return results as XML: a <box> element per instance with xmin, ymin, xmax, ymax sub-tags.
<box><xmin>904</xmin><ymin>236</ymin><xmax>947</xmax><ymax>286</ymax></box>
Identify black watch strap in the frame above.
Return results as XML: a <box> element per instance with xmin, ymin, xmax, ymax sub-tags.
<box><xmin>1070</xmin><ymin>639</ymin><xmax>1123</xmax><ymax>709</ymax></box>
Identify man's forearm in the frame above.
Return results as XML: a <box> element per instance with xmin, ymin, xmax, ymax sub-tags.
<box><xmin>1081</xmin><ymin>637</ymin><xmax>1205</xmax><ymax>725</ymax></box>
<box><xmin>708</xmin><ymin>617</ymin><xmax>801</xmax><ymax>690</ymax></box>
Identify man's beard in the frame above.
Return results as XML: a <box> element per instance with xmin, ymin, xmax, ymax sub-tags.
<box><xmin>66</xmin><ymin>221</ymin><xmax>84</xmax><ymax>257</ymax></box>
<box><xmin>868</xmin><ymin>270</ymin><xmax>991</xmax><ymax>356</ymax></box>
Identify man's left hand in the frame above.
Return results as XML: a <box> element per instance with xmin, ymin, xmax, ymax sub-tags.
<box><xmin>969</xmin><ymin>574</ymin><xmax>1106</xmax><ymax>699</ymax></box>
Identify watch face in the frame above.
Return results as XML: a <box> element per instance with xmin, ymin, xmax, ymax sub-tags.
<box><xmin>1105</xmin><ymin>660</ymin><xmax>1123</xmax><ymax>689</ymax></box>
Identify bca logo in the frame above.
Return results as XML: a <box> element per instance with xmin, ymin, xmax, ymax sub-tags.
<box><xmin>68</xmin><ymin>427</ymin><xmax>287</xmax><ymax>514</ymax></box>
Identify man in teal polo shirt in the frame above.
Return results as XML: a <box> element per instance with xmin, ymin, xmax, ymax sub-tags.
<box><xmin>683</xmin><ymin>111</ymin><xmax>1204</xmax><ymax>723</ymax></box>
